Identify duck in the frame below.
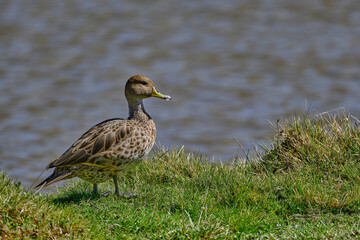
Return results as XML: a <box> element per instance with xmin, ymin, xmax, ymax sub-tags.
<box><xmin>36</xmin><ymin>75</ymin><xmax>171</xmax><ymax>196</ymax></box>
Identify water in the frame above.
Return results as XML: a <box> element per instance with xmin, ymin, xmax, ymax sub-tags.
<box><xmin>1</xmin><ymin>0</ymin><xmax>360</xmax><ymax>188</ymax></box>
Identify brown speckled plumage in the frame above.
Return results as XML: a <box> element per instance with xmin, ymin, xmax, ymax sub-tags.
<box><xmin>36</xmin><ymin>75</ymin><xmax>171</xmax><ymax>195</ymax></box>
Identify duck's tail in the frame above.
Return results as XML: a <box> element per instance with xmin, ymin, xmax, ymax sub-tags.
<box><xmin>35</xmin><ymin>171</ymin><xmax>73</xmax><ymax>188</ymax></box>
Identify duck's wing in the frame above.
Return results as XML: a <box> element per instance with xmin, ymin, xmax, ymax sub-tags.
<box><xmin>47</xmin><ymin>118</ymin><xmax>134</xmax><ymax>168</ymax></box>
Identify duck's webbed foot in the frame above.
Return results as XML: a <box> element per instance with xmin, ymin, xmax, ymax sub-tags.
<box><xmin>112</xmin><ymin>175</ymin><xmax>138</xmax><ymax>198</ymax></box>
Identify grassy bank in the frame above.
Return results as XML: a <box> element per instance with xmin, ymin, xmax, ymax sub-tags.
<box><xmin>1</xmin><ymin>111</ymin><xmax>360</xmax><ymax>239</ymax></box>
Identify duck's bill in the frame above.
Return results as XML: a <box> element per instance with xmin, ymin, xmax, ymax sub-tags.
<box><xmin>151</xmin><ymin>87</ymin><xmax>172</xmax><ymax>100</ymax></box>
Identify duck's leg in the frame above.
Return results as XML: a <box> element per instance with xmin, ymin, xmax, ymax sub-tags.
<box><xmin>113</xmin><ymin>175</ymin><xmax>121</xmax><ymax>196</ymax></box>
<box><xmin>93</xmin><ymin>183</ymin><xmax>98</xmax><ymax>194</ymax></box>
<box><xmin>112</xmin><ymin>175</ymin><xmax>137</xmax><ymax>198</ymax></box>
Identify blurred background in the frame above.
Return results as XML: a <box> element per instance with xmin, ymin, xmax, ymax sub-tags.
<box><xmin>1</xmin><ymin>0</ymin><xmax>360</xmax><ymax>188</ymax></box>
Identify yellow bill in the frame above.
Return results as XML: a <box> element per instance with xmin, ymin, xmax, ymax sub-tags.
<box><xmin>151</xmin><ymin>87</ymin><xmax>172</xmax><ymax>100</ymax></box>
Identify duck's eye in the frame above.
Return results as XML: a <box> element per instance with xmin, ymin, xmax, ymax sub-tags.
<box><xmin>141</xmin><ymin>82</ymin><xmax>147</xmax><ymax>85</ymax></box>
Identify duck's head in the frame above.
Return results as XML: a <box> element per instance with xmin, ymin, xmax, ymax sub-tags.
<box><xmin>125</xmin><ymin>75</ymin><xmax>171</xmax><ymax>101</ymax></box>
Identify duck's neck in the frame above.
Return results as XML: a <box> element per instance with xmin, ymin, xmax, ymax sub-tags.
<box><xmin>127</xmin><ymin>98</ymin><xmax>152</xmax><ymax>121</ymax></box>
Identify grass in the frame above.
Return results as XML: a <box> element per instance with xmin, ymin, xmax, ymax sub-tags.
<box><xmin>0</xmin><ymin>173</ymin><xmax>87</xmax><ymax>238</ymax></box>
<box><xmin>1</xmin><ymin>110</ymin><xmax>360</xmax><ymax>239</ymax></box>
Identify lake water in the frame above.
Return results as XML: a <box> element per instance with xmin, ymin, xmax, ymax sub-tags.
<box><xmin>1</xmin><ymin>0</ymin><xmax>360</xmax><ymax>188</ymax></box>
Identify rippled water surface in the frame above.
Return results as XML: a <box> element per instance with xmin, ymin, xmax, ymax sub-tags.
<box><xmin>1</xmin><ymin>0</ymin><xmax>360</xmax><ymax>188</ymax></box>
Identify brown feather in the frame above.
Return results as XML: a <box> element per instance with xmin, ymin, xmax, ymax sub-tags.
<box><xmin>46</xmin><ymin>118</ymin><xmax>135</xmax><ymax>168</ymax></box>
